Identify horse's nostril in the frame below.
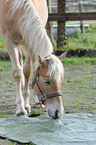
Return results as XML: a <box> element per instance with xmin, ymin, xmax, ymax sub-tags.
<box><xmin>48</xmin><ymin>109</ymin><xmax>60</xmax><ymax>119</ymax></box>
<box><xmin>54</xmin><ymin>110</ymin><xmax>58</xmax><ymax>119</ymax></box>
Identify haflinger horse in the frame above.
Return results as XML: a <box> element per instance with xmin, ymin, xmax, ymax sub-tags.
<box><xmin>0</xmin><ymin>0</ymin><xmax>67</xmax><ymax>119</ymax></box>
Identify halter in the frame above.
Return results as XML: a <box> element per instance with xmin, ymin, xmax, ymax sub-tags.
<box><xmin>32</xmin><ymin>66</ymin><xmax>62</xmax><ymax>105</ymax></box>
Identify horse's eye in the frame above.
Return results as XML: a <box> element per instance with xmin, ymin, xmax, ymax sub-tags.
<box><xmin>45</xmin><ymin>80</ymin><xmax>51</xmax><ymax>85</ymax></box>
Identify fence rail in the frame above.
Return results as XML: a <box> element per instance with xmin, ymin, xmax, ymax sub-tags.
<box><xmin>48</xmin><ymin>12</ymin><xmax>96</xmax><ymax>21</ymax></box>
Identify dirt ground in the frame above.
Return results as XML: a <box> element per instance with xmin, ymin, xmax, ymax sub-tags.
<box><xmin>1</xmin><ymin>60</ymin><xmax>96</xmax><ymax>116</ymax></box>
<box><xmin>0</xmin><ymin>59</ymin><xmax>96</xmax><ymax>144</ymax></box>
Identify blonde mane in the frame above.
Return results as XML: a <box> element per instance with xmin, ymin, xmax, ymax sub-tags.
<box><xmin>46</xmin><ymin>54</ymin><xmax>64</xmax><ymax>87</ymax></box>
<box><xmin>5</xmin><ymin>0</ymin><xmax>64</xmax><ymax>85</ymax></box>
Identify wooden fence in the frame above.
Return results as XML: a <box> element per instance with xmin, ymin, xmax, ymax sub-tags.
<box><xmin>48</xmin><ymin>0</ymin><xmax>96</xmax><ymax>47</ymax></box>
<box><xmin>49</xmin><ymin>12</ymin><xmax>96</xmax><ymax>21</ymax></box>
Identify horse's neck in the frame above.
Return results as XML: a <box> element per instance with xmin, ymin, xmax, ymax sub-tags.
<box><xmin>19</xmin><ymin>0</ymin><xmax>53</xmax><ymax>70</ymax></box>
<box><xmin>17</xmin><ymin>0</ymin><xmax>53</xmax><ymax>60</ymax></box>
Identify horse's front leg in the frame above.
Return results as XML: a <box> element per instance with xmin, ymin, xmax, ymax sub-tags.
<box><xmin>23</xmin><ymin>50</ymin><xmax>32</xmax><ymax>113</ymax></box>
<box><xmin>5</xmin><ymin>34</ymin><xmax>27</xmax><ymax>116</ymax></box>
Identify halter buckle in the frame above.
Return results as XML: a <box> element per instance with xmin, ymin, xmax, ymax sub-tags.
<box><xmin>41</xmin><ymin>93</ymin><xmax>47</xmax><ymax>105</ymax></box>
<box><xmin>41</xmin><ymin>93</ymin><xmax>46</xmax><ymax>101</ymax></box>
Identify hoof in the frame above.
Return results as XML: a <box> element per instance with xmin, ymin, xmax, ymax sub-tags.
<box><xmin>25</xmin><ymin>106</ymin><xmax>31</xmax><ymax>113</ymax></box>
<box><xmin>16</xmin><ymin>111</ymin><xmax>27</xmax><ymax>117</ymax></box>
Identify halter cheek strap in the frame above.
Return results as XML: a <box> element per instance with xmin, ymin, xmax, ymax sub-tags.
<box><xmin>32</xmin><ymin>66</ymin><xmax>62</xmax><ymax>105</ymax></box>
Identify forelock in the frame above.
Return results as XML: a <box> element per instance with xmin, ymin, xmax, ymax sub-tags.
<box><xmin>46</xmin><ymin>54</ymin><xmax>64</xmax><ymax>87</ymax></box>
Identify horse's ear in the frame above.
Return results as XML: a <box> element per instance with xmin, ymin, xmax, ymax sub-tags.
<box><xmin>38</xmin><ymin>55</ymin><xmax>43</xmax><ymax>64</ymax></box>
<box><xmin>38</xmin><ymin>55</ymin><xmax>45</xmax><ymax>65</ymax></box>
<box><xmin>58</xmin><ymin>51</ymin><xmax>67</xmax><ymax>61</ymax></box>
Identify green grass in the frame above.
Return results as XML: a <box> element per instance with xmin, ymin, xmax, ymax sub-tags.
<box><xmin>0</xmin><ymin>60</ymin><xmax>12</xmax><ymax>69</ymax></box>
<box><xmin>31</xmin><ymin>109</ymin><xmax>44</xmax><ymax>114</ymax></box>
<box><xmin>65</xmin><ymin>23</ymin><xmax>96</xmax><ymax>49</ymax></box>
<box><xmin>62</xmin><ymin>57</ymin><xmax>96</xmax><ymax>65</ymax></box>
<box><xmin>0</xmin><ymin>114</ymin><xmax>9</xmax><ymax>118</ymax></box>
<box><xmin>1</xmin><ymin>57</ymin><xmax>96</xmax><ymax>68</ymax></box>
<box><xmin>0</xmin><ymin>139</ymin><xmax>33</xmax><ymax>145</ymax></box>
<box><xmin>61</xmin><ymin>56</ymin><xmax>96</xmax><ymax>113</ymax></box>
<box><xmin>0</xmin><ymin>60</ymin><xmax>12</xmax><ymax>76</ymax></box>
<box><xmin>0</xmin><ymin>36</ymin><xmax>6</xmax><ymax>52</ymax></box>
<box><xmin>53</xmin><ymin>22</ymin><xmax>96</xmax><ymax>49</ymax></box>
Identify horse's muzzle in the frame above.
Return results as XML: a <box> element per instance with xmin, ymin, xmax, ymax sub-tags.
<box><xmin>48</xmin><ymin>109</ymin><xmax>61</xmax><ymax>119</ymax></box>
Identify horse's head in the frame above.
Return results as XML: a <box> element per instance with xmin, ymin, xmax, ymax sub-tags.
<box><xmin>32</xmin><ymin>52</ymin><xmax>67</xmax><ymax>119</ymax></box>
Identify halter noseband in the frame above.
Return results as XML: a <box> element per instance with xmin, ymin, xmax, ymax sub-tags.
<box><xmin>32</xmin><ymin>66</ymin><xmax>62</xmax><ymax>105</ymax></box>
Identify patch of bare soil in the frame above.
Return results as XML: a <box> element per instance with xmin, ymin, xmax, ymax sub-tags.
<box><xmin>0</xmin><ymin>62</ymin><xmax>96</xmax><ymax>116</ymax></box>
<box><xmin>63</xmin><ymin>64</ymin><xmax>96</xmax><ymax>114</ymax></box>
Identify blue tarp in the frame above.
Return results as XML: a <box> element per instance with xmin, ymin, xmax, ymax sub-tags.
<box><xmin>0</xmin><ymin>113</ymin><xmax>96</xmax><ymax>145</ymax></box>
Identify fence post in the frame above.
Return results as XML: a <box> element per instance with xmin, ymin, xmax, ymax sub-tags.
<box><xmin>79</xmin><ymin>0</ymin><xmax>85</xmax><ymax>36</ymax></box>
<box><xmin>46</xmin><ymin>0</ymin><xmax>56</xmax><ymax>47</ymax></box>
<box><xmin>57</xmin><ymin>0</ymin><xmax>66</xmax><ymax>48</ymax></box>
